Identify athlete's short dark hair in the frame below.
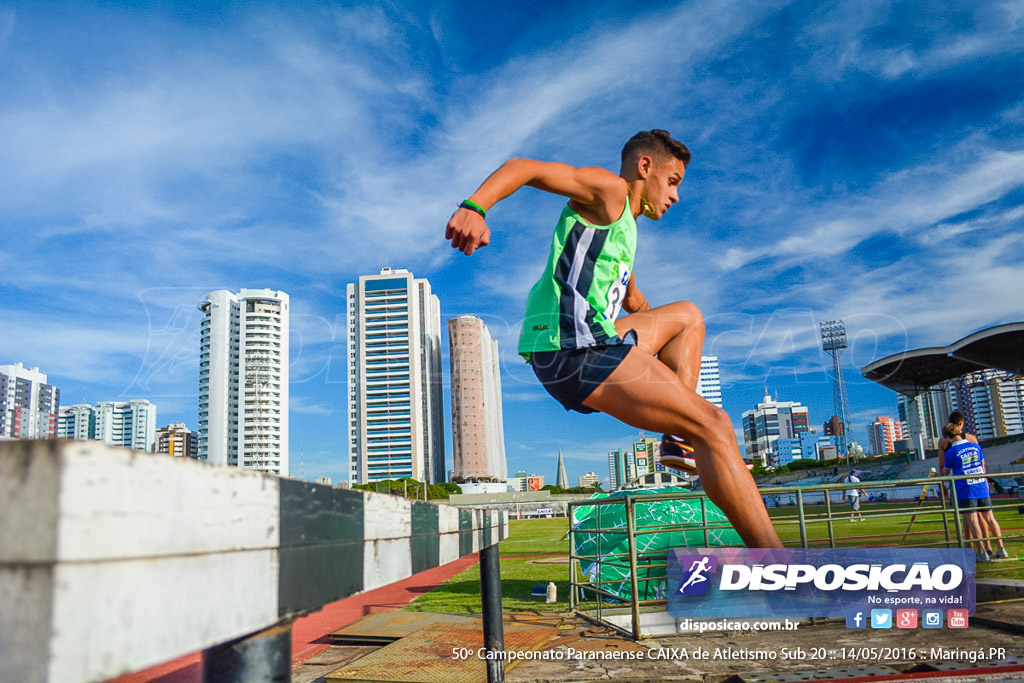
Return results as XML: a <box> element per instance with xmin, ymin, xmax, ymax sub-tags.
<box><xmin>622</xmin><ymin>129</ymin><xmax>691</xmax><ymax>168</ymax></box>
<box><xmin>948</xmin><ymin>410</ymin><xmax>965</xmax><ymax>425</ymax></box>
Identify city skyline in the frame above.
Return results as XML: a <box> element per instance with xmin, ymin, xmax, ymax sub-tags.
<box><xmin>0</xmin><ymin>324</ymin><xmax>1015</xmax><ymax>485</ymax></box>
<box><xmin>1</xmin><ymin>286</ymin><xmax>1016</xmax><ymax>484</ymax></box>
<box><xmin>58</xmin><ymin>399</ymin><xmax>158</xmax><ymax>453</ymax></box>
<box><xmin>1</xmin><ymin>3</ymin><xmax>1023</xmax><ymax>484</ymax></box>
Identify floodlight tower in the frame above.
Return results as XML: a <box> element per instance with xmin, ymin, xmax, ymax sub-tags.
<box><xmin>820</xmin><ymin>320</ymin><xmax>855</xmax><ymax>461</ymax></box>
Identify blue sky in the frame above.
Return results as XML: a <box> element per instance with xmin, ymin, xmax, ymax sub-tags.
<box><xmin>2</xmin><ymin>1</ymin><xmax>1023</xmax><ymax>486</ymax></box>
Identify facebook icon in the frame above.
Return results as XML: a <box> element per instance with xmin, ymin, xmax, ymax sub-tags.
<box><xmin>846</xmin><ymin>610</ymin><xmax>866</xmax><ymax>629</ymax></box>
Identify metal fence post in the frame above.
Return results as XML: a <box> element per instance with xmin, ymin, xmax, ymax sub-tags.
<box><xmin>699</xmin><ymin>497</ymin><xmax>710</xmax><ymax>548</ymax></box>
<box><xmin>480</xmin><ymin>543</ymin><xmax>505</xmax><ymax>683</ymax></box>
<box><xmin>568</xmin><ymin>503</ymin><xmax>577</xmax><ymax>612</ymax></box>
<box><xmin>949</xmin><ymin>479</ymin><xmax>964</xmax><ymax>550</ymax></box>
<box><xmin>201</xmin><ymin>621</ymin><xmax>292</xmax><ymax>683</ymax></box>
<box><xmin>796</xmin><ymin>489</ymin><xmax>808</xmax><ymax>549</ymax></box>
<box><xmin>625</xmin><ymin>498</ymin><xmax>642</xmax><ymax>640</ymax></box>
<box><xmin>939</xmin><ymin>480</ymin><xmax>951</xmax><ymax>546</ymax></box>
<box><xmin>823</xmin><ymin>489</ymin><xmax>836</xmax><ymax>548</ymax></box>
<box><xmin>596</xmin><ymin>502</ymin><xmax>604</xmax><ymax>625</ymax></box>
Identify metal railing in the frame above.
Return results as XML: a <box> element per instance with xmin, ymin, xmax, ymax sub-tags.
<box><xmin>567</xmin><ymin>475</ymin><xmax>1023</xmax><ymax>640</ymax></box>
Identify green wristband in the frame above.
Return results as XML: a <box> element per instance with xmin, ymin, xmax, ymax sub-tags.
<box><xmin>459</xmin><ymin>199</ymin><xmax>487</xmax><ymax>218</ymax></box>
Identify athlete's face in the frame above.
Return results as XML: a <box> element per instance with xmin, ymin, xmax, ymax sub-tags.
<box><xmin>642</xmin><ymin>156</ymin><xmax>686</xmax><ymax>220</ymax></box>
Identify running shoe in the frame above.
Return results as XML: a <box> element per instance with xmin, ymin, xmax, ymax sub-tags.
<box><xmin>660</xmin><ymin>434</ymin><xmax>697</xmax><ymax>474</ymax></box>
<box><xmin>993</xmin><ymin>548</ymin><xmax>1010</xmax><ymax>559</ymax></box>
<box><xmin>976</xmin><ymin>552</ymin><xmax>991</xmax><ymax>563</ymax></box>
<box><xmin>658</xmin><ymin>434</ymin><xmax>755</xmax><ymax>474</ymax></box>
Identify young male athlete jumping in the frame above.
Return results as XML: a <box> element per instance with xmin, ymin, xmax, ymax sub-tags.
<box><xmin>445</xmin><ymin>130</ymin><xmax>782</xmax><ymax>549</ymax></box>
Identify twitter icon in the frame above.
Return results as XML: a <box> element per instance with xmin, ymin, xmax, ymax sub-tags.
<box><xmin>871</xmin><ymin>609</ymin><xmax>892</xmax><ymax>629</ymax></box>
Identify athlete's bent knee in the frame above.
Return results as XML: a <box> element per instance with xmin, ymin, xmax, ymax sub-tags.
<box><xmin>690</xmin><ymin>407</ymin><xmax>733</xmax><ymax>448</ymax></box>
<box><xmin>673</xmin><ymin>301</ymin><xmax>705</xmax><ymax>333</ymax></box>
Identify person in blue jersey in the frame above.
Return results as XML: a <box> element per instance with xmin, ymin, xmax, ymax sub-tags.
<box><xmin>445</xmin><ymin>130</ymin><xmax>782</xmax><ymax>549</ymax></box>
<box><xmin>938</xmin><ymin>411</ymin><xmax>992</xmax><ymax>556</ymax></box>
<box><xmin>942</xmin><ymin>422</ymin><xmax>1007</xmax><ymax>561</ymax></box>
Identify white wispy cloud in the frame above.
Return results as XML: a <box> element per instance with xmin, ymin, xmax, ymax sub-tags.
<box><xmin>803</xmin><ymin>2</ymin><xmax>1024</xmax><ymax>81</ymax></box>
<box><xmin>2</xmin><ymin>2</ymin><xmax>1022</xmax><ymax>478</ymax></box>
<box><xmin>289</xmin><ymin>396</ymin><xmax>335</xmax><ymax>415</ymax></box>
<box><xmin>714</xmin><ymin>145</ymin><xmax>1024</xmax><ymax>270</ymax></box>
<box><xmin>0</xmin><ymin>311</ymin><xmax>189</xmax><ymax>390</ymax></box>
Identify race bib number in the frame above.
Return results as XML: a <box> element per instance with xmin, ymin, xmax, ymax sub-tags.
<box><xmin>604</xmin><ymin>263</ymin><xmax>630</xmax><ymax>320</ymax></box>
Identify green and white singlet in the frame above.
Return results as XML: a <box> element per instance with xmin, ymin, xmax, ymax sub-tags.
<box><xmin>518</xmin><ymin>198</ymin><xmax>637</xmax><ymax>359</ymax></box>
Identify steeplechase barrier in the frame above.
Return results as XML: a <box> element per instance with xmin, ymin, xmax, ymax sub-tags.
<box><xmin>0</xmin><ymin>440</ymin><xmax>508</xmax><ymax>683</ymax></box>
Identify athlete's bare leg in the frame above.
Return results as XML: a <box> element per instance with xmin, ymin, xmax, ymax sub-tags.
<box><xmin>980</xmin><ymin>510</ymin><xmax>1005</xmax><ymax>552</ymax></box>
<box><xmin>962</xmin><ymin>513</ymin><xmax>984</xmax><ymax>555</ymax></box>
<box><xmin>616</xmin><ymin>301</ymin><xmax>705</xmax><ymax>391</ymax></box>
<box><xmin>965</xmin><ymin>512</ymin><xmax>993</xmax><ymax>553</ymax></box>
<box><xmin>978</xmin><ymin>514</ymin><xmax>993</xmax><ymax>553</ymax></box>
<box><xmin>582</xmin><ymin>349</ymin><xmax>782</xmax><ymax>548</ymax></box>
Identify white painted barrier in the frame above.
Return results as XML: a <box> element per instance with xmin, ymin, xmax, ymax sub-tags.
<box><xmin>0</xmin><ymin>440</ymin><xmax>506</xmax><ymax>683</ymax></box>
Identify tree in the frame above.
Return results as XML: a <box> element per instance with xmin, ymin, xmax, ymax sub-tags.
<box><xmin>751</xmin><ymin>462</ymin><xmax>770</xmax><ymax>478</ymax></box>
<box><xmin>352</xmin><ymin>478</ymin><xmax>461</xmax><ymax>500</ymax></box>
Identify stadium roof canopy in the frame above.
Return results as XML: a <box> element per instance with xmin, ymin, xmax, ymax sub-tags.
<box><xmin>860</xmin><ymin>322</ymin><xmax>1024</xmax><ymax>397</ymax></box>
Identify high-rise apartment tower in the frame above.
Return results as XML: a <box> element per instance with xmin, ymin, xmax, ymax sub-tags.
<box><xmin>448</xmin><ymin>314</ymin><xmax>507</xmax><ymax>483</ymax></box>
<box><xmin>157</xmin><ymin>422</ymin><xmax>200</xmax><ymax>458</ymax></box>
<box><xmin>58</xmin><ymin>401</ymin><xmax>157</xmax><ymax>451</ymax></box>
<box><xmin>198</xmin><ymin>289</ymin><xmax>289</xmax><ymax>476</ymax></box>
<box><xmin>742</xmin><ymin>394</ymin><xmax>810</xmax><ymax>466</ymax></box>
<box><xmin>57</xmin><ymin>404</ymin><xmax>96</xmax><ymax>440</ymax></box>
<box><xmin>868</xmin><ymin>416</ymin><xmax>906</xmax><ymax>456</ymax></box>
<box><xmin>697</xmin><ymin>356</ymin><xmax>723</xmax><ymax>408</ymax></box>
<box><xmin>96</xmin><ymin>400</ymin><xmax>157</xmax><ymax>452</ymax></box>
<box><xmin>347</xmin><ymin>269</ymin><xmax>443</xmax><ymax>484</ymax></box>
<box><xmin>0</xmin><ymin>363</ymin><xmax>60</xmax><ymax>439</ymax></box>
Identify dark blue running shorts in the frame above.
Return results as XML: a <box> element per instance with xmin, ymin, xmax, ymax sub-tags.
<box><xmin>530</xmin><ymin>330</ymin><xmax>637</xmax><ymax>414</ymax></box>
<box><xmin>959</xmin><ymin>496</ymin><xmax>992</xmax><ymax>512</ymax></box>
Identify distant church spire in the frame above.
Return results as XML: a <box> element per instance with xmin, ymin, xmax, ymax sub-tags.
<box><xmin>556</xmin><ymin>449</ymin><xmax>569</xmax><ymax>489</ymax></box>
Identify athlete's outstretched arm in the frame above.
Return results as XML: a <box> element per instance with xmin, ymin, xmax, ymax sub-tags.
<box><xmin>445</xmin><ymin>158</ymin><xmax>625</xmax><ymax>256</ymax></box>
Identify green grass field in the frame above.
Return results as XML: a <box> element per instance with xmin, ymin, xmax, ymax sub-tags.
<box><xmin>403</xmin><ymin>501</ymin><xmax>1024</xmax><ymax>615</ymax></box>
<box><xmin>767</xmin><ymin>500</ymin><xmax>1024</xmax><ymax>575</ymax></box>
<box><xmin>405</xmin><ymin>518</ymin><xmax>573</xmax><ymax>614</ymax></box>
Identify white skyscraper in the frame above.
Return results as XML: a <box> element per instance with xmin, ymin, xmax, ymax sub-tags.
<box><xmin>199</xmin><ymin>288</ymin><xmax>289</xmax><ymax>476</ymax></box>
<box><xmin>0</xmin><ymin>362</ymin><xmax>60</xmax><ymax>439</ymax></box>
<box><xmin>347</xmin><ymin>268</ymin><xmax>444</xmax><ymax>484</ymax></box>
<box><xmin>697</xmin><ymin>355</ymin><xmax>723</xmax><ymax>408</ymax></box>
